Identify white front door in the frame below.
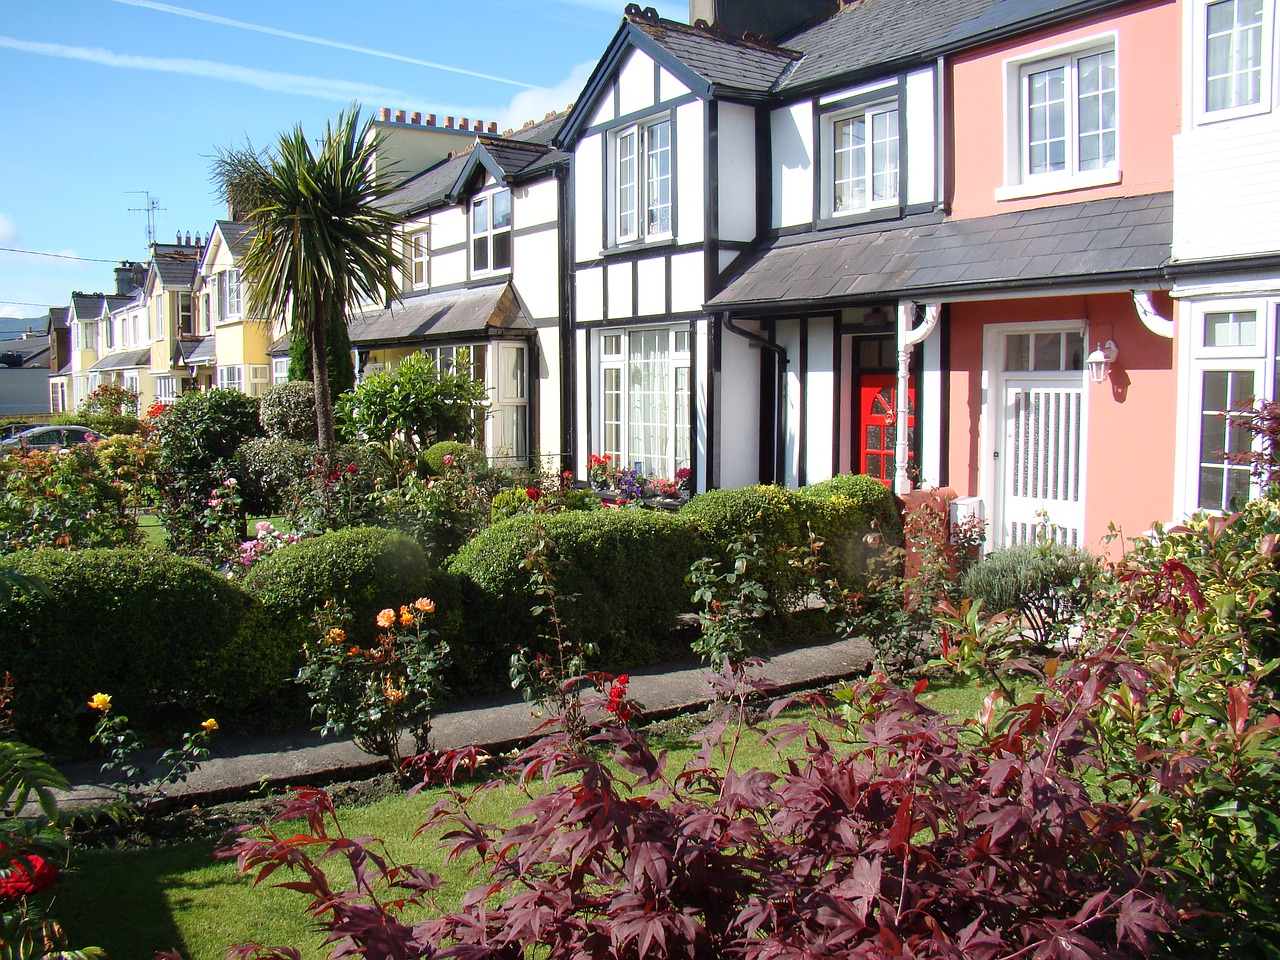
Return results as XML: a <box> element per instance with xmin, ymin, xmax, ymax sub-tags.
<box><xmin>997</xmin><ymin>376</ymin><xmax>1085</xmax><ymax>546</ymax></box>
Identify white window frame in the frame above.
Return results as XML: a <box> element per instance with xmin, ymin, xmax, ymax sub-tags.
<box><xmin>612</xmin><ymin>116</ymin><xmax>673</xmax><ymax>246</ymax></box>
<box><xmin>178</xmin><ymin>293</ymin><xmax>193</xmax><ymax>335</ymax></box>
<box><xmin>595</xmin><ymin>325</ymin><xmax>691</xmax><ymax>478</ymax></box>
<box><xmin>1196</xmin><ymin>0</ymin><xmax>1273</xmax><ymax>123</ymax></box>
<box><xmin>491</xmin><ymin>341</ymin><xmax>529</xmax><ymax>463</ymax></box>
<box><xmin>272</xmin><ymin>356</ymin><xmax>290</xmax><ymax>384</ymax></box>
<box><xmin>470</xmin><ymin>190</ymin><xmax>512</xmax><ymax>277</ymax></box>
<box><xmin>997</xmin><ymin>34</ymin><xmax>1121</xmax><ymax>201</ymax></box>
<box><xmin>405</xmin><ymin>228</ymin><xmax>429</xmax><ymax>289</ymax></box>
<box><xmin>1180</xmin><ymin>298</ymin><xmax>1278</xmax><ymax>514</ymax></box>
<box><xmin>218</xmin><ymin>269</ymin><xmax>242</xmax><ymax>322</ymax></box>
<box><xmin>822</xmin><ymin>100</ymin><xmax>901</xmax><ymax>218</ymax></box>
<box><xmin>217</xmin><ymin>364</ymin><xmax>245</xmax><ymax>393</ymax></box>
<box><xmin>155</xmin><ymin>295</ymin><xmax>165</xmax><ymax>338</ymax></box>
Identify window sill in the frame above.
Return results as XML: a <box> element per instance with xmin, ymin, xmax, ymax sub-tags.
<box><xmin>994</xmin><ymin>168</ymin><xmax>1121</xmax><ymax>202</ymax></box>
<box><xmin>816</xmin><ymin>205</ymin><xmax>903</xmax><ymax>230</ymax></box>
<box><xmin>599</xmin><ymin>236</ymin><xmax>675</xmax><ymax>257</ymax></box>
<box><xmin>1194</xmin><ymin>100</ymin><xmax>1274</xmax><ymax>126</ymax></box>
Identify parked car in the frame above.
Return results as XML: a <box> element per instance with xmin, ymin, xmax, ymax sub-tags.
<box><xmin>0</xmin><ymin>425</ymin><xmax>98</xmax><ymax>452</ymax></box>
<box><xmin>0</xmin><ymin>422</ymin><xmax>40</xmax><ymax>441</ymax></box>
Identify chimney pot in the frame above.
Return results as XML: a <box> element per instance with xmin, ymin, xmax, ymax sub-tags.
<box><xmin>460</xmin><ymin>118</ymin><xmax>470</xmax><ymax>131</ymax></box>
<box><xmin>185</xmin><ymin>231</ymin><xmax>191</xmax><ymax>245</ymax></box>
<box><xmin>426</xmin><ymin>113</ymin><xmax>436</xmax><ymax>125</ymax></box>
<box><xmin>378</xmin><ymin>107</ymin><xmax>390</xmax><ymax>121</ymax></box>
<box><xmin>394</xmin><ymin>109</ymin><xmax>406</xmax><ymax>123</ymax></box>
<box><xmin>410</xmin><ymin>111</ymin><xmax>422</xmax><ymax>124</ymax></box>
<box><xmin>175</xmin><ymin>231</ymin><xmax>181</xmax><ymax>243</ymax></box>
<box><xmin>445</xmin><ymin>116</ymin><xmax>455</xmax><ymax>128</ymax></box>
<box><xmin>488</xmin><ymin>121</ymin><xmax>498</xmax><ymax>133</ymax></box>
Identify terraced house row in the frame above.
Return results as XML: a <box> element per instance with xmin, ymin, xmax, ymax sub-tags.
<box><xmin>48</xmin><ymin>0</ymin><xmax>1280</xmax><ymax>553</ymax></box>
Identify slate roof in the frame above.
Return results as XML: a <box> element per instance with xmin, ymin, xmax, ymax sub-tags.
<box><xmin>0</xmin><ymin>336</ymin><xmax>51</xmax><ymax>369</ymax></box>
<box><xmin>710</xmin><ymin>193</ymin><xmax>1172</xmax><ymax>311</ymax></box>
<box><xmin>347</xmin><ymin>283</ymin><xmax>532</xmax><ymax>346</ymax></box>
<box><xmin>89</xmin><ymin>348</ymin><xmax>151</xmax><ymax>372</ymax></box>
<box><xmin>153</xmin><ymin>254</ymin><xmax>199</xmax><ymax>288</ymax></box>
<box><xmin>174</xmin><ymin>336</ymin><xmax>216</xmax><ymax>366</ymax></box>
<box><xmin>385</xmin><ymin>113</ymin><xmax>568</xmax><ymax>216</ymax></box>
<box><xmin>215</xmin><ymin>220</ymin><xmax>257</xmax><ymax>257</ymax></box>
<box><xmin>627</xmin><ymin>13</ymin><xmax>800</xmax><ymax>94</ymax></box>
<box><xmin>48</xmin><ymin>307</ymin><xmax>69</xmax><ymax>330</ymax></box>
<box><xmin>69</xmin><ymin>293</ymin><xmax>132</xmax><ymax>319</ymax></box>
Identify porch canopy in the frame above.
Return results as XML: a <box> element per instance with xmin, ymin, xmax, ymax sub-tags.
<box><xmin>347</xmin><ymin>281</ymin><xmax>534</xmax><ymax>348</ymax></box>
<box><xmin>172</xmin><ymin>336</ymin><xmax>216</xmax><ymax>368</ymax></box>
<box><xmin>709</xmin><ymin>192</ymin><xmax>1172</xmax><ymax>313</ymax></box>
<box><xmin>89</xmin><ymin>348</ymin><xmax>151</xmax><ymax>372</ymax></box>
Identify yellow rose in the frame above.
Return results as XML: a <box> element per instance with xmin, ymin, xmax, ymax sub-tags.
<box><xmin>325</xmin><ymin>627</ymin><xmax>347</xmax><ymax>645</ymax></box>
<box><xmin>398</xmin><ymin>605</ymin><xmax>414</xmax><ymax>627</ymax></box>
<box><xmin>375</xmin><ymin>608</ymin><xmax>396</xmax><ymax>629</ymax></box>
<box><xmin>201</xmin><ymin>718</ymin><xmax>218</xmax><ymax>732</ymax></box>
<box><xmin>414</xmin><ymin>597</ymin><xmax>435</xmax><ymax>614</ymax></box>
<box><xmin>88</xmin><ymin>693</ymin><xmax>111</xmax><ymax>712</ymax></box>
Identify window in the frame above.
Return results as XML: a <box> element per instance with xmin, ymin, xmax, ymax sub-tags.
<box><xmin>218</xmin><ymin>269</ymin><xmax>242</xmax><ymax>321</ymax></box>
<box><xmin>248</xmin><ymin>365</ymin><xmax>270</xmax><ymax>397</ymax></box>
<box><xmin>422</xmin><ymin>344</ymin><xmax>484</xmax><ymax>381</ymax></box>
<box><xmin>471</xmin><ymin>191</ymin><xmax>512</xmax><ymax>275</ymax></box>
<box><xmin>155</xmin><ymin>376</ymin><xmax>177</xmax><ymax>403</ymax></box>
<box><xmin>613</xmin><ymin>117</ymin><xmax>672</xmax><ymax>244</ymax></box>
<box><xmin>272</xmin><ymin>356</ymin><xmax>290</xmax><ymax>384</ymax></box>
<box><xmin>1000</xmin><ymin>40</ymin><xmax>1119</xmax><ymax>197</ymax></box>
<box><xmin>829</xmin><ymin>103</ymin><xmax>899</xmax><ymax>215</ymax></box>
<box><xmin>1003</xmin><ymin>331</ymin><xmax>1085</xmax><ymax>372</ymax></box>
<box><xmin>155</xmin><ymin>296</ymin><xmax>165</xmax><ymax>338</ymax></box>
<box><xmin>179</xmin><ymin>293</ymin><xmax>193</xmax><ymax>335</ymax></box>
<box><xmin>598</xmin><ymin>325</ymin><xmax>691</xmax><ymax>477</ymax></box>
<box><xmin>104</xmin><ymin>317</ymin><xmax>115</xmax><ymax>350</ymax></box>
<box><xmin>217</xmin><ymin>365</ymin><xmax>244</xmax><ymax>392</ymax></box>
<box><xmin>1205</xmin><ymin>0</ymin><xmax>1267</xmax><ymax>114</ymax></box>
<box><xmin>1185</xmin><ymin>301</ymin><xmax>1278</xmax><ymax>513</ymax></box>
<box><xmin>406</xmin><ymin>229</ymin><xmax>429</xmax><ymax>289</ymax></box>
<box><xmin>491</xmin><ymin>342</ymin><xmax>529</xmax><ymax>463</ymax></box>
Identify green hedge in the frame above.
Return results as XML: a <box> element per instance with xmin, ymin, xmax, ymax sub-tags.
<box><xmin>801</xmin><ymin>473</ymin><xmax>903</xmax><ymax>542</ymax></box>
<box><xmin>0</xmin><ymin>549</ymin><xmax>259</xmax><ymax>756</ymax></box>
<box><xmin>421</xmin><ymin>441</ymin><xmax>484</xmax><ymax>475</ymax></box>
<box><xmin>449</xmin><ymin>509</ymin><xmax>705</xmax><ymax>685</ymax></box>
<box><xmin>241</xmin><ymin>526</ymin><xmax>467</xmax><ymax>692</ymax></box>
<box><xmin>679</xmin><ymin>482</ymin><xmax>896</xmax><ymax>611</ymax></box>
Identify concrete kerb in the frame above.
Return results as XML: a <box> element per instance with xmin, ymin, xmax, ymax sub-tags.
<box><xmin>54</xmin><ymin>636</ymin><xmax>873</xmax><ymax>811</ymax></box>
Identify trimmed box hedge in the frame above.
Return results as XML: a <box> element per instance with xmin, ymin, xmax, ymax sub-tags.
<box><xmin>0</xmin><ymin>549</ymin><xmax>258</xmax><ymax>756</ymax></box>
<box><xmin>448</xmin><ymin>509</ymin><xmax>705</xmax><ymax>685</ymax></box>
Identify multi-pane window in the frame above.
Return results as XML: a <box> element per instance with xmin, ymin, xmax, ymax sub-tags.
<box><xmin>614</xmin><ymin>118</ymin><xmax>672</xmax><ymax>244</ymax></box>
<box><xmin>421</xmin><ymin>344</ymin><xmax>484</xmax><ymax>381</ymax></box>
<box><xmin>218</xmin><ymin>269</ymin><xmax>242</xmax><ymax>321</ymax></box>
<box><xmin>1206</xmin><ymin>0</ymin><xmax>1265</xmax><ymax>112</ymax></box>
<box><xmin>1004</xmin><ymin>331</ymin><xmax>1085</xmax><ymax>372</ymax></box>
<box><xmin>832</xmin><ymin>105</ymin><xmax>900</xmax><ymax>214</ymax></box>
<box><xmin>217</xmin><ymin>365</ymin><xmax>244</xmax><ymax>392</ymax></box>
<box><xmin>1199</xmin><ymin>369</ymin><xmax>1255</xmax><ymax>510</ymax></box>
<box><xmin>179</xmin><ymin>293</ymin><xmax>193</xmax><ymax>335</ymax></box>
<box><xmin>492</xmin><ymin>342</ymin><xmax>529</xmax><ymax>463</ymax></box>
<box><xmin>406</xmin><ymin>230</ymin><xmax>429</xmax><ymax>288</ymax></box>
<box><xmin>599</xmin><ymin>326</ymin><xmax>691</xmax><ymax>476</ymax></box>
<box><xmin>272</xmin><ymin>356</ymin><xmax>290</xmax><ymax>384</ymax></box>
<box><xmin>1021</xmin><ymin>47</ymin><xmax>1117</xmax><ymax>179</ymax></box>
<box><xmin>471</xmin><ymin>191</ymin><xmax>512</xmax><ymax>275</ymax></box>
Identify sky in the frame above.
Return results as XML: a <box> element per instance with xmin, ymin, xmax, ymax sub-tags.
<box><xmin>0</xmin><ymin>0</ymin><xmax>685</xmax><ymax>320</ymax></box>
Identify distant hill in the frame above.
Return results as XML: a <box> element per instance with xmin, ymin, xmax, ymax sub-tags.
<box><xmin>0</xmin><ymin>316</ymin><xmax>48</xmax><ymax>340</ymax></box>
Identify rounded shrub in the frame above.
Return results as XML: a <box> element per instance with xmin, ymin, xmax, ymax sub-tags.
<box><xmin>801</xmin><ymin>472</ymin><xmax>903</xmax><ymax>543</ymax></box>
<box><xmin>449</xmin><ymin>509</ymin><xmax>705</xmax><ymax>690</ymax></box>
<box><xmin>241</xmin><ymin>526</ymin><xmax>467</xmax><ymax>696</ymax></box>
<box><xmin>421</xmin><ymin>441</ymin><xmax>484</xmax><ymax>476</ymax></box>
<box><xmin>0</xmin><ymin>548</ymin><xmax>259</xmax><ymax>755</ymax></box>
<box><xmin>258</xmin><ymin>380</ymin><xmax>317</xmax><ymax>441</ymax></box>
<box><xmin>233</xmin><ymin>436</ymin><xmax>318</xmax><ymax>516</ymax></box>
<box><xmin>961</xmin><ymin>543</ymin><xmax>1099</xmax><ymax>651</ymax></box>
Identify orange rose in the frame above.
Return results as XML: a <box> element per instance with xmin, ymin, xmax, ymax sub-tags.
<box><xmin>414</xmin><ymin>597</ymin><xmax>435</xmax><ymax>614</ymax></box>
<box><xmin>375</xmin><ymin>608</ymin><xmax>395</xmax><ymax>629</ymax></box>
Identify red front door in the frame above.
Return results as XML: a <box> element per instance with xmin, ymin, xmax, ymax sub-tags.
<box><xmin>860</xmin><ymin>375</ymin><xmax>914</xmax><ymax>487</ymax></box>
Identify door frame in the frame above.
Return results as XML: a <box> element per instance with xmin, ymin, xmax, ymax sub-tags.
<box><xmin>981</xmin><ymin>319</ymin><xmax>1091</xmax><ymax>549</ymax></box>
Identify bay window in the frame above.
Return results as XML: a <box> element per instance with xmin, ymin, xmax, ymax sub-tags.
<box><xmin>598</xmin><ymin>325</ymin><xmax>690</xmax><ymax>477</ymax></box>
<box><xmin>613</xmin><ymin>117</ymin><xmax>672</xmax><ymax>244</ymax></box>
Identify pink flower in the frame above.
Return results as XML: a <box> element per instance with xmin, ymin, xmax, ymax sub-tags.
<box><xmin>442</xmin><ymin>454</ymin><xmax>455</xmax><ymax>466</ymax></box>
<box><xmin>256</xmin><ymin>520</ymin><xmax>273</xmax><ymax>533</ymax></box>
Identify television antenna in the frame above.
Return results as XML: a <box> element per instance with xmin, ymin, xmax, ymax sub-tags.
<box><xmin>126</xmin><ymin>190</ymin><xmax>166</xmax><ymax>246</ymax></box>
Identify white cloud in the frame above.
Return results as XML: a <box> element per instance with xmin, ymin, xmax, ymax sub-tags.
<box><xmin>0</xmin><ymin>35</ymin><xmax>414</xmax><ymax>104</ymax></box>
<box><xmin>109</xmin><ymin>0</ymin><xmax>538</xmax><ymax>90</ymax></box>
<box><xmin>493</xmin><ymin>61</ymin><xmax>598</xmax><ymax>133</ymax></box>
<box><xmin>0</xmin><ymin>214</ymin><xmax>18</xmax><ymax>246</ymax></box>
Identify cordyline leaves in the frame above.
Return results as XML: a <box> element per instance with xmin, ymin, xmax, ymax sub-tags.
<box><xmin>220</xmin><ymin>657</ymin><xmax>1179</xmax><ymax>960</ymax></box>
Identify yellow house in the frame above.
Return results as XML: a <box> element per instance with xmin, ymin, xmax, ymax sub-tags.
<box><xmin>197</xmin><ymin>221</ymin><xmax>274</xmax><ymax>397</ymax></box>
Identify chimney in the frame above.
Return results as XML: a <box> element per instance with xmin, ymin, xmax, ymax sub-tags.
<box><xmin>460</xmin><ymin>118</ymin><xmax>470</xmax><ymax>131</ymax></box>
<box><xmin>426</xmin><ymin>113</ymin><xmax>436</xmax><ymax>126</ymax></box>
<box><xmin>410</xmin><ymin>111</ymin><xmax>422</xmax><ymax>124</ymax></box>
<box><xmin>487</xmin><ymin>121</ymin><xmax>498</xmax><ymax>134</ymax></box>
<box><xmin>175</xmin><ymin>231</ymin><xmax>182</xmax><ymax>243</ymax></box>
<box><xmin>114</xmin><ymin>261</ymin><xmax>138</xmax><ymax>296</ymax></box>
<box><xmin>445</xmin><ymin>116</ymin><xmax>455</xmax><ymax>128</ymax></box>
<box><xmin>687</xmin><ymin>0</ymin><xmax>831</xmax><ymax>39</ymax></box>
<box><xmin>185</xmin><ymin>231</ymin><xmax>192</xmax><ymax>245</ymax></box>
<box><xmin>378</xmin><ymin>107</ymin><xmax>391</xmax><ymax>121</ymax></box>
<box><xmin>395</xmin><ymin>109</ymin><xmax>407</xmax><ymax>123</ymax></box>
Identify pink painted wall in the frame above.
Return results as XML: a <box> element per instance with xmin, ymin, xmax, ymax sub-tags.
<box><xmin>945</xmin><ymin>293</ymin><xmax>1176</xmax><ymax>554</ymax></box>
<box><xmin>948</xmin><ymin>0</ymin><xmax>1180</xmax><ymax>221</ymax></box>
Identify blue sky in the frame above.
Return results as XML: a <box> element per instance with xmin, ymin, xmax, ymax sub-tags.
<box><xmin>0</xmin><ymin>0</ymin><xmax>684</xmax><ymax>320</ymax></box>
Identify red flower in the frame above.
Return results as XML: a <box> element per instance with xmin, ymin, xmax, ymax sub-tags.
<box><xmin>526</xmin><ymin>487</ymin><xmax>541</xmax><ymax>501</ymax></box>
<box><xmin>346</xmin><ymin>464</ymin><xmax>358</xmax><ymax>474</ymax></box>
<box><xmin>604</xmin><ymin>674</ymin><xmax>632</xmax><ymax>722</ymax></box>
<box><xmin>0</xmin><ymin>849</ymin><xmax>57</xmax><ymax>900</ymax></box>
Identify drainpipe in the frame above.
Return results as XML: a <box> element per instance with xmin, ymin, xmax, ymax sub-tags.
<box><xmin>1132</xmin><ymin>290</ymin><xmax>1174</xmax><ymax>339</ymax></box>
<box><xmin>723</xmin><ymin>312</ymin><xmax>789</xmax><ymax>484</ymax></box>
<box><xmin>894</xmin><ymin>300</ymin><xmax>941</xmax><ymax>496</ymax></box>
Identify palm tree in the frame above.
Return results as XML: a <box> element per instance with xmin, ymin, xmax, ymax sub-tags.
<box><xmin>213</xmin><ymin>106</ymin><xmax>401</xmax><ymax>451</ymax></box>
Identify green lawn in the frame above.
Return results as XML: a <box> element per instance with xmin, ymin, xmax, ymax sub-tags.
<box><xmin>57</xmin><ymin>681</ymin><xmax>992</xmax><ymax>958</ymax></box>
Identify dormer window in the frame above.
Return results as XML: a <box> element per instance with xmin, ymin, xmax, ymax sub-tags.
<box><xmin>613</xmin><ymin>117</ymin><xmax>672</xmax><ymax>244</ymax></box>
<box><xmin>471</xmin><ymin>190</ymin><xmax>512</xmax><ymax>275</ymax></box>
